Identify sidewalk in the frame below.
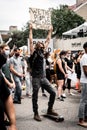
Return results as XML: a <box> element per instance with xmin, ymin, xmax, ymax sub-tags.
<box><xmin>14</xmin><ymin>87</ymin><xmax>84</xmax><ymax>130</ymax></box>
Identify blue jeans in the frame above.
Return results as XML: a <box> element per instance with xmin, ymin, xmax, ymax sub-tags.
<box><xmin>14</xmin><ymin>78</ymin><xmax>22</xmax><ymax>102</ymax></box>
<box><xmin>32</xmin><ymin>77</ymin><xmax>56</xmax><ymax>114</ymax></box>
<box><xmin>78</xmin><ymin>83</ymin><xmax>87</xmax><ymax>119</ymax></box>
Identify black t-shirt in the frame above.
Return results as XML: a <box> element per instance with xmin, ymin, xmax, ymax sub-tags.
<box><xmin>31</xmin><ymin>50</ymin><xmax>45</xmax><ymax>78</ymax></box>
<box><xmin>0</xmin><ymin>73</ymin><xmax>10</xmax><ymax>130</ymax></box>
<box><xmin>2</xmin><ymin>63</ymin><xmax>12</xmax><ymax>83</ymax></box>
<box><xmin>56</xmin><ymin>58</ymin><xmax>66</xmax><ymax>80</ymax></box>
<box><xmin>65</xmin><ymin>57</ymin><xmax>73</xmax><ymax>69</ymax></box>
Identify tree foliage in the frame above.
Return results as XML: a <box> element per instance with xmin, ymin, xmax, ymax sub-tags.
<box><xmin>51</xmin><ymin>5</ymin><xmax>85</xmax><ymax>37</ymax></box>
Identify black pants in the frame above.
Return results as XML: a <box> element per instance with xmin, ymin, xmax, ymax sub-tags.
<box><xmin>0</xmin><ymin>99</ymin><xmax>6</xmax><ymax>130</ymax></box>
<box><xmin>32</xmin><ymin>77</ymin><xmax>56</xmax><ymax>114</ymax></box>
<box><xmin>41</xmin><ymin>87</ymin><xmax>45</xmax><ymax>94</ymax></box>
<box><xmin>67</xmin><ymin>78</ymin><xmax>71</xmax><ymax>90</ymax></box>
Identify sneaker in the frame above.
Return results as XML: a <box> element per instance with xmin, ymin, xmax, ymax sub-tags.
<box><xmin>13</xmin><ymin>100</ymin><xmax>21</xmax><ymax>104</ymax></box>
<box><xmin>69</xmin><ymin>92</ymin><xmax>75</xmax><ymax>96</ymax></box>
<box><xmin>26</xmin><ymin>94</ymin><xmax>32</xmax><ymax>98</ymax></box>
<box><xmin>21</xmin><ymin>96</ymin><xmax>24</xmax><ymax>99</ymax></box>
<box><xmin>34</xmin><ymin>114</ymin><xmax>42</xmax><ymax>121</ymax></box>
<box><xmin>61</xmin><ymin>93</ymin><xmax>66</xmax><ymax>98</ymax></box>
<box><xmin>57</xmin><ymin>96</ymin><xmax>64</xmax><ymax>101</ymax></box>
<box><xmin>47</xmin><ymin>109</ymin><xmax>58</xmax><ymax>116</ymax></box>
<box><xmin>42</xmin><ymin>93</ymin><xmax>47</xmax><ymax>97</ymax></box>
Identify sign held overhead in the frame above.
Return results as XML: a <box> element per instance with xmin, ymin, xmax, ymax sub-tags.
<box><xmin>29</xmin><ymin>8</ymin><xmax>51</xmax><ymax>30</ymax></box>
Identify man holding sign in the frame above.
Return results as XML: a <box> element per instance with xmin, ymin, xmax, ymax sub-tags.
<box><xmin>29</xmin><ymin>24</ymin><xmax>58</xmax><ymax>121</ymax></box>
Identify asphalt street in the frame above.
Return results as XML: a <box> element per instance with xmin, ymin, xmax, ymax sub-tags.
<box><xmin>14</xmin><ymin>86</ymin><xmax>86</xmax><ymax>130</ymax></box>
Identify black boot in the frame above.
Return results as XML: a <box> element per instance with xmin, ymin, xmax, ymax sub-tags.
<box><xmin>34</xmin><ymin>113</ymin><xmax>42</xmax><ymax>121</ymax></box>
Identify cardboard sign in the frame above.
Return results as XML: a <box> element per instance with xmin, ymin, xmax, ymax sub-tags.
<box><xmin>29</xmin><ymin>8</ymin><xmax>51</xmax><ymax>30</ymax></box>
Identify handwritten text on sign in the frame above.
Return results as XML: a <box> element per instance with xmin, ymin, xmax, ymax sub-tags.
<box><xmin>29</xmin><ymin>8</ymin><xmax>51</xmax><ymax>30</ymax></box>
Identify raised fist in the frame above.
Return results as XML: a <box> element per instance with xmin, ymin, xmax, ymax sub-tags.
<box><xmin>29</xmin><ymin>24</ymin><xmax>33</xmax><ymax>30</ymax></box>
<box><xmin>49</xmin><ymin>25</ymin><xmax>53</xmax><ymax>31</ymax></box>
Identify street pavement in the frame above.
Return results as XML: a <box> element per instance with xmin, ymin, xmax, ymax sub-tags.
<box><xmin>14</xmin><ymin>85</ymin><xmax>85</xmax><ymax>130</ymax></box>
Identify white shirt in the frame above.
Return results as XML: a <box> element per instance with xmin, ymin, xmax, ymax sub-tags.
<box><xmin>80</xmin><ymin>53</ymin><xmax>87</xmax><ymax>83</ymax></box>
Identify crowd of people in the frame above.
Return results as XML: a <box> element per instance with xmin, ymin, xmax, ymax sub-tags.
<box><xmin>0</xmin><ymin>24</ymin><xmax>87</xmax><ymax>129</ymax></box>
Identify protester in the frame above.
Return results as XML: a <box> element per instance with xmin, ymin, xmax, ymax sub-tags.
<box><xmin>75</xmin><ymin>51</ymin><xmax>84</xmax><ymax>93</ymax></box>
<box><xmin>0</xmin><ymin>44</ymin><xmax>15</xmax><ymax>95</ymax></box>
<box><xmin>29</xmin><ymin>24</ymin><xmax>58</xmax><ymax>121</ymax></box>
<box><xmin>74</xmin><ymin>50</ymin><xmax>82</xmax><ymax>90</ymax></box>
<box><xmin>44</xmin><ymin>52</ymin><xmax>51</xmax><ymax>82</ymax></box>
<box><xmin>24</xmin><ymin>57</ymin><xmax>32</xmax><ymax>97</ymax></box>
<box><xmin>78</xmin><ymin>42</ymin><xmax>87</xmax><ymax>127</ymax></box>
<box><xmin>0</xmin><ymin>50</ymin><xmax>17</xmax><ymax>130</ymax></box>
<box><xmin>64</xmin><ymin>50</ymin><xmax>74</xmax><ymax>95</ymax></box>
<box><xmin>10</xmin><ymin>47</ymin><xmax>25</xmax><ymax>104</ymax></box>
<box><xmin>41</xmin><ymin>52</ymin><xmax>51</xmax><ymax>97</ymax></box>
<box><xmin>56</xmin><ymin>50</ymin><xmax>68</xmax><ymax>101</ymax></box>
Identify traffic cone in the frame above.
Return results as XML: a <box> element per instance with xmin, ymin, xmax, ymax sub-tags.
<box><xmin>75</xmin><ymin>82</ymin><xmax>79</xmax><ymax>90</ymax></box>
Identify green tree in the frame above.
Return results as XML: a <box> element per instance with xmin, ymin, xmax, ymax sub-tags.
<box><xmin>51</xmin><ymin>5</ymin><xmax>85</xmax><ymax>37</ymax></box>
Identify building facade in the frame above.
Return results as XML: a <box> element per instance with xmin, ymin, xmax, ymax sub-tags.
<box><xmin>53</xmin><ymin>0</ymin><xmax>87</xmax><ymax>51</ymax></box>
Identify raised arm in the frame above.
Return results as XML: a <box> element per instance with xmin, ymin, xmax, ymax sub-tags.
<box><xmin>44</xmin><ymin>25</ymin><xmax>53</xmax><ymax>50</ymax></box>
<box><xmin>29</xmin><ymin>24</ymin><xmax>34</xmax><ymax>55</ymax></box>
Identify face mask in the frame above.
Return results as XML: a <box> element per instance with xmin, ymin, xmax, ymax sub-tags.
<box><xmin>40</xmin><ymin>48</ymin><xmax>44</xmax><ymax>53</ymax></box>
<box><xmin>61</xmin><ymin>55</ymin><xmax>65</xmax><ymax>59</ymax></box>
<box><xmin>15</xmin><ymin>53</ymin><xmax>20</xmax><ymax>57</ymax></box>
<box><xmin>4</xmin><ymin>50</ymin><xmax>10</xmax><ymax>57</ymax></box>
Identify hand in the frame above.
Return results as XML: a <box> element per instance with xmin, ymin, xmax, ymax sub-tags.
<box><xmin>12</xmin><ymin>83</ymin><xmax>16</xmax><ymax>89</ymax></box>
<box><xmin>64</xmin><ymin>74</ymin><xmax>68</xmax><ymax>78</ymax></box>
<box><xmin>49</xmin><ymin>25</ymin><xmax>53</xmax><ymax>31</ymax></box>
<box><xmin>8</xmin><ymin>124</ymin><xmax>17</xmax><ymax>130</ymax></box>
<box><xmin>71</xmin><ymin>69</ymin><xmax>74</xmax><ymax>73</ymax></box>
<box><xmin>9</xmin><ymin>83</ymin><xmax>15</xmax><ymax>88</ymax></box>
<box><xmin>29</xmin><ymin>24</ymin><xmax>33</xmax><ymax>30</ymax></box>
<box><xmin>18</xmin><ymin>73</ymin><xmax>24</xmax><ymax>78</ymax></box>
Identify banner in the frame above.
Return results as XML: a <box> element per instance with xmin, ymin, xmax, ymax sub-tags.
<box><xmin>29</xmin><ymin>8</ymin><xmax>51</xmax><ymax>30</ymax></box>
<box><xmin>27</xmin><ymin>38</ymin><xmax>53</xmax><ymax>55</ymax></box>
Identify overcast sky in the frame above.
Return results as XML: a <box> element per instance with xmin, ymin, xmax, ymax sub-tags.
<box><xmin>0</xmin><ymin>0</ymin><xmax>76</xmax><ymax>30</ymax></box>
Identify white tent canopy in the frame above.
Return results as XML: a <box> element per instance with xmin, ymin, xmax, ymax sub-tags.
<box><xmin>62</xmin><ymin>22</ymin><xmax>87</xmax><ymax>36</ymax></box>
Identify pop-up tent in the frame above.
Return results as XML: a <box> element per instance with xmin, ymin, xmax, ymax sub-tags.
<box><xmin>62</xmin><ymin>22</ymin><xmax>87</xmax><ymax>36</ymax></box>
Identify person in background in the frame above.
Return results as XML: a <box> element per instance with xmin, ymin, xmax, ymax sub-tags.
<box><xmin>78</xmin><ymin>42</ymin><xmax>87</xmax><ymax>127</ymax></box>
<box><xmin>24</xmin><ymin>56</ymin><xmax>32</xmax><ymax>97</ymax></box>
<box><xmin>0</xmin><ymin>48</ymin><xmax>17</xmax><ymax>130</ymax></box>
<box><xmin>10</xmin><ymin>47</ymin><xmax>25</xmax><ymax>104</ymax></box>
<box><xmin>74</xmin><ymin>50</ymin><xmax>82</xmax><ymax>90</ymax></box>
<box><xmin>56</xmin><ymin>50</ymin><xmax>68</xmax><ymax>101</ymax></box>
<box><xmin>41</xmin><ymin>52</ymin><xmax>51</xmax><ymax>97</ymax></box>
<box><xmin>0</xmin><ymin>44</ymin><xmax>15</xmax><ymax>95</ymax></box>
<box><xmin>64</xmin><ymin>50</ymin><xmax>74</xmax><ymax>96</ymax></box>
<box><xmin>0</xmin><ymin>44</ymin><xmax>16</xmax><ymax>126</ymax></box>
<box><xmin>75</xmin><ymin>51</ymin><xmax>84</xmax><ymax>93</ymax></box>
